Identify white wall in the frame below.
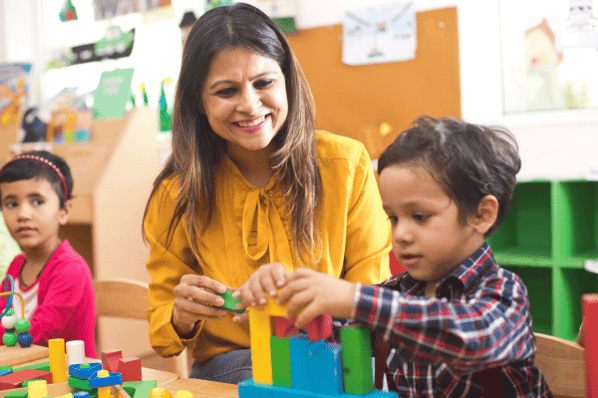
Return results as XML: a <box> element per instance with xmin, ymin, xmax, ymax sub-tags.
<box><xmin>1</xmin><ymin>0</ymin><xmax>597</xmax><ymax>180</ymax></box>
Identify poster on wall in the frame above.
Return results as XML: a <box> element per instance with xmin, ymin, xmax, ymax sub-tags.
<box><xmin>500</xmin><ymin>0</ymin><xmax>598</xmax><ymax>113</ymax></box>
<box><xmin>342</xmin><ymin>2</ymin><xmax>416</xmax><ymax>66</ymax></box>
<box><xmin>94</xmin><ymin>0</ymin><xmax>172</xmax><ymax>20</ymax></box>
<box><xmin>0</xmin><ymin>63</ymin><xmax>31</xmax><ymax>127</ymax></box>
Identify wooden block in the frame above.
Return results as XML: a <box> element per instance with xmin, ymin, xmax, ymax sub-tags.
<box><xmin>101</xmin><ymin>350</ymin><xmax>123</xmax><ymax>372</ymax></box>
<box><xmin>0</xmin><ymin>369</ymin><xmax>52</xmax><ymax>391</ymax></box>
<box><xmin>304</xmin><ymin>314</ymin><xmax>332</xmax><ymax>342</ymax></box>
<box><xmin>273</xmin><ymin>317</ymin><xmax>300</xmax><ymax>339</ymax></box>
<box><xmin>340</xmin><ymin>326</ymin><xmax>374</xmax><ymax>395</ymax></box>
<box><xmin>270</xmin><ymin>336</ymin><xmax>291</xmax><ymax>388</ymax></box>
<box><xmin>0</xmin><ymin>346</ymin><xmax>49</xmax><ymax>367</ymax></box>
<box><xmin>248</xmin><ymin>306</ymin><xmax>273</xmax><ymax>384</ymax></box>
<box><xmin>117</xmin><ymin>358</ymin><xmax>141</xmax><ymax>382</ymax></box>
<box><xmin>49</xmin><ymin>339</ymin><xmax>68</xmax><ymax>383</ymax></box>
<box><xmin>27</xmin><ymin>379</ymin><xmax>47</xmax><ymax>398</ymax></box>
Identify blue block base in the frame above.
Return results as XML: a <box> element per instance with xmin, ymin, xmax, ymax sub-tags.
<box><xmin>238</xmin><ymin>379</ymin><xmax>397</xmax><ymax>398</ymax></box>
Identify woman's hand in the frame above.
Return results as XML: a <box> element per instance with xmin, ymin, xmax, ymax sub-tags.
<box><xmin>172</xmin><ymin>274</ymin><xmax>230</xmax><ymax>337</ymax></box>
<box><xmin>277</xmin><ymin>268</ymin><xmax>356</xmax><ymax>328</ymax></box>
<box><xmin>232</xmin><ymin>262</ymin><xmax>291</xmax><ymax>323</ymax></box>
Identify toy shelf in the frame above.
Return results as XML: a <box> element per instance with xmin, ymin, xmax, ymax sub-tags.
<box><xmin>0</xmin><ymin>107</ymin><xmax>168</xmax><ymax>358</ymax></box>
<box><xmin>487</xmin><ymin>179</ymin><xmax>598</xmax><ymax>342</ymax></box>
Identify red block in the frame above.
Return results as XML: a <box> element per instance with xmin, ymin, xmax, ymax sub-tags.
<box><xmin>304</xmin><ymin>314</ymin><xmax>332</xmax><ymax>342</ymax></box>
<box><xmin>117</xmin><ymin>357</ymin><xmax>142</xmax><ymax>382</ymax></box>
<box><xmin>274</xmin><ymin>316</ymin><xmax>301</xmax><ymax>338</ymax></box>
<box><xmin>0</xmin><ymin>369</ymin><xmax>53</xmax><ymax>390</ymax></box>
<box><xmin>101</xmin><ymin>349</ymin><xmax>123</xmax><ymax>372</ymax></box>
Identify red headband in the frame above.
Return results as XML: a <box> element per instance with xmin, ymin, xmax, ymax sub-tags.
<box><xmin>0</xmin><ymin>155</ymin><xmax>69</xmax><ymax>199</ymax></box>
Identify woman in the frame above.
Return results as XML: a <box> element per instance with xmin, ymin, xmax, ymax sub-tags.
<box><xmin>143</xmin><ymin>2</ymin><xmax>391</xmax><ymax>384</ymax></box>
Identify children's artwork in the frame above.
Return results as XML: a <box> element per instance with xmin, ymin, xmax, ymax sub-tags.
<box><xmin>205</xmin><ymin>0</ymin><xmax>236</xmax><ymax>12</ymax></box>
<box><xmin>342</xmin><ymin>2</ymin><xmax>416</xmax><ymax>66</ymax></box>
<box><xmin>59</xmin><ymin>0</ymin><xmax>78</xmax><ymax>22</ymax></box>
<box><xmin>0</xmin><ymin>64</ymin><xmax>31</xmax><ymax>127</ymax></box>
<box><xmin>93</xmin><ymin>68</ymin><xmax>134</xmax><ymax>119</ymax></box>
<box><xmin>94</xmin><ymin>0</ymin><xmax>172</xmax><ymax>20</ymax></box>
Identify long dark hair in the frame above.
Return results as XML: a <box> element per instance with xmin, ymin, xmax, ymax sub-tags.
<box><xmin>144</xmin><ymin>3</ymin><xmax>321</xmax><ymax>265</ymax></box>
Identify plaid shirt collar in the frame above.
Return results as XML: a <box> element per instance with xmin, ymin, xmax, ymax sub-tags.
<box><xmin>392</xmin><ymin>242</ymin><xmax>495</xmax><ymax>299</ymax></box>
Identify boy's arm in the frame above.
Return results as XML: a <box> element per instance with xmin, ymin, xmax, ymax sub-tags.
<box><xmin>354</xmin><ymin>274</ymin><xmax>535</xmax><ymax>373</ymax></box>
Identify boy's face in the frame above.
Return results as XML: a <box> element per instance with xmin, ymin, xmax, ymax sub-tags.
<box><xmin>0</xmin><ymin>178</ymin><xmax>69</xmax><ymax>256</ymax></box>
<box><xmin>378</xmin><ymin>164</ymin><xmax>486</xmax><ymax>290</ymax></box>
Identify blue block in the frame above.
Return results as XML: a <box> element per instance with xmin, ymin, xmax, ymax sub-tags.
<box><xmin>238</xmin><ymin>378</ymin><xmax>397</xmax><ymax>398</ymax></box>
<box><xmin>289</xmin><ymin>335</ymin><xmax>343</xmax><ymax>395</ymax></box>
<box><xmin>0</xmin><ymin>369</ymin><xmax>12</xmax><ymax>377</ymax></box>
<box><xmin>73</xmin><ymin>392</ymin><xmax>91</xmax><ymax>398</ymax></box>
<box><xmin>69</xmin><ymin>363</ymin><xmax>103</xmax><ymax>379</ymax></box>
<box><xmin>88</xmin><ymin>371</ymin><xmax>123</xmax><ymax>388</ymax></box>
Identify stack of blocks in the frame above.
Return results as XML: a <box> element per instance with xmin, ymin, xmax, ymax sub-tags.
<box><xmin>238</xmin><ymin>296</ymin><xmax>397</xmax><ymax>398</ymax></box>
<box><xmin>0</xmin><ymin>339</ymin><xmax>194</xmax><ymax>398</ymax></box>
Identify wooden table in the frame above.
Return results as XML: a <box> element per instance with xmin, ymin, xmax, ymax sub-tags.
<box><xmin>161</xmin><ymin>378</ymin><xmax>238</xmax><ymax>398</ymax></box>
<box><xmin>0</xmin><ymin>345</ymin><xmax>178</xmax><ymax>387</ymax></box>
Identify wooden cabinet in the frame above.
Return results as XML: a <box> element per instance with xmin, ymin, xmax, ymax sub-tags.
<box><xmin>0</xmin><ymin>107</ymin><xmax>169</xmax><ymax>357</ymax></box>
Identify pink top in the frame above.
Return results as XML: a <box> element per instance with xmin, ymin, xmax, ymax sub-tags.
<box><xmin>0</xmin><ymin>240</ymin><xmax>97</xmax><ymax>358</ymax></box>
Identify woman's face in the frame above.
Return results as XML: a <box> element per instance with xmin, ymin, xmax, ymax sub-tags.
<box><xmin>201</xmin><ymin>46</ymin><xmax>288</xmax><ymax>158</ymax></box>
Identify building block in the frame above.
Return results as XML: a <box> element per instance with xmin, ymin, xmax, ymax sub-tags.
<box><xmin>149</xmin><ymin>387</ymin><xmax>173</xmax><ymax>398</ymax></box>
<box><xmin>69</xmin><ymin>363</ymin><xmax>103</xmax><ymax>380</ymax></box>
<box><xmin>88</xmin><ymin>370</ymin><xmax>122</xmax><ymax>388</ymax></box>
<box><xmin>303</xmin><ymin>314</ymin><xmax>332</xmax><ymax>342</ymax></box>
<box><xmin>238</xmin><ymin>378</ymin><xmax>397</xmax><ymax>398</ymax></box>
<box><xmin>289</xmin><ymin>335</ymin><xmax>343</xmax><ymax>395</ymax></box>
<box><xmin>27</xmin><ymin>379</ymin><xmax>48</xmax><ymax>398</ymax></box>
<box><xmin>98</xmin><ymin>385</ymin><xmax>111</xmax><ymax>398</ymax></box>
<box><xmin>21</xmin><ymin>379</ymin><xmax>42</xmax><ymax>387</ymax></box>
<box><xmin>73</xmin><ymin>391</ymin><xmax>91</xmax><ymax>398</ymax></box>
<box><xmin>340</xmin><ymin>326</ymin><xmax>374</xmax><ymax>395</ymax></box>
<box><xmin>49</xmin><ymin>338</ymin><xmax>68</xmax><ymax>383</ymax></box>
<box><xmin>66</xmin><ymin>340</ymin><xmax>86</xmax><ymax>366</ymax></box>
<box><xmin>68</xmin><ymin>376</ymin><xmax>92</xmax><ymax>390</ymax></box>
<box><xmin>101</xmin><ymin>349</ymin><xmax>123</xmax><ymax>372</ymax></box>
<box><xmin>0</xmin><ymin>368</ymin><xmax>12</xmax><ymax>377</ymax></box>
<box><xmin>215</xmin><ymin>291</ymin><xmax>244</xmax><ymax>313</ymax></box>
<box><xmin>3</xmin><ymin>389</ymin><xmax>28</xmax><ymax>398</ymax></box>
<box><xmin>248</xmin><ymin>306</ymin><xmax>273</xmax><ymax>384</ymax></box>
<box><xmin>122</xmin><ymin>380</ymin><xmax>157</xmax><ymax>398</ymax></box>
<box><xmin>266</xmin><ymin>293</ymin><xmax>287</xmax><ymax>317</ymax></box>
<box><xmin>14</xmin><ymin>361</ymin><xmax>50</xmax><ymax>373</ymax></box>
<box><xmin>274</xmin><ymin>317</ymin><xmax>301</xmax><ymax>338</ymax></box>
<box><xmin>173</xmin><ymin>391</ymin><xmax>193</xmax><ymax>398</ymax></box>
<box><xmin>117</xmin><ymin>357</ymin><xmax>142</xmax><ymax>382</ymax></box>
<box><xmin>0</xmin><ymin>369</ymin><xmax>53</xmax><ymax>390</ymax></box>
<box><xmin>113</xmin><ymin>384</ymin><xmax>132</xmax><ymax>398</ymax></box>
<box><xmin>270</xmin><ymin>336</ymin><xmax>292</xmax><ymax>388</ymax></box>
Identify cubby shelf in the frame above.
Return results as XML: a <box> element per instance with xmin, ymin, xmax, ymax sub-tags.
<box><xmin>487</xmin><ymin>179</ymin><xmax>598</xmax><ymax>342</ymax></box>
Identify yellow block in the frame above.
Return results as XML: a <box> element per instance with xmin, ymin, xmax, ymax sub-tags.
<box><xmin>28</xmin><ymin>380</ymin><xmax>48</xmax><ymax>398</ymax></box>
<box><xmin>248</xmin><ymin>306</ymin><xmax>272</xmax><ymax>384</ymax></box>
<box><xmin>149</xmin><ymin>387</ymin><xmax>173</xmax><ymax>398</ymax></box>
<box><xmin>48</xmin><ymin>338</ymin><xmax>67</xmax><ymax>383</ymax></box>
<box><xmin>98</xmin><ymin>386</ymin><xmax>111</xmax><ymax>398</ymax></box>
<box><xmin>174</xmin><ymin>390</ymin><xmax>193</xmax><ymax>398</ymax></box>
<box><xmin>267</xmin><ymin>292</ymin><xmax>288</xmax><ymax>317</ymax></box>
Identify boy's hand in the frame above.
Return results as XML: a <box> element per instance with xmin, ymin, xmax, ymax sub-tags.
<box><xmin>232</xmin><ymin>262</ymin><xmax>290</xmax><ymax>323</ymax></box>
<box><xmin>172</xmin><ymin>274</ymin><xmax>230</xmax><ymax>336</ymax></box>
<box><xmin>277</xmin><ymin>268</ymin><xmax>356</xmax><ymax>328</ymax></box>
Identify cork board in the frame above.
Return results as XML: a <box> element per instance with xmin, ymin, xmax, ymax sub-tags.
<box><xmin>287</xmin><ymin>7</ymin><xmax>460</xmax><ymax>159</ymax></box>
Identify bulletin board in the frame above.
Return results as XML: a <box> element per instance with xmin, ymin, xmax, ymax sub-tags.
<box><xmin>286</xmin><ymin>7</ymin><xmax>460</xmax><ymax>159</ymax></box>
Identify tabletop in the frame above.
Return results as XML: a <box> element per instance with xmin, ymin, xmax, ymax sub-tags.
<box><xmin>160</xmin><ymin>378</ymin><xmax>238</xmax><ymax>398</ymax></box>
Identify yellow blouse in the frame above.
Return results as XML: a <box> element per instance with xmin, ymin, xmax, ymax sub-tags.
<box><xmin>144</xmin><ymin>131</ymin><xmax>391</xmax><ymax>363</ymax></box>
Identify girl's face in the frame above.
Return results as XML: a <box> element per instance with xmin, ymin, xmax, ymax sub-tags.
<box><xmin>0</xmin><ymin>178</ymin><xmax>69</xmax><ymax>257</ymax></box>
<box><xmin>201</xmin><ymin>46</ymin><xmax>288</xmax><ymax>161</ymax></box>
<box><xmin>378</xmin><ymin>164</ymin><xmax>485</xmax><ymax>293</ymax></box>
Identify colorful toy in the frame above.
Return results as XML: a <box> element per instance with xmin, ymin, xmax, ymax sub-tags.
<box><xmin>159</xmin><ymin>78</ymin><xmax>172</xmax><ymax>132</ymax></box>
<box><xmin>1</xmin><ymin>276</ymin><xmax>33</xmax><ymax>348</ymax></box>
<box><xmin>238</xmin><ymin>294</ymin><xmax>397</xmax><ymax>398</ymax></box>
<box><xmin>215</xmin><ymin>291</ymin><xmax>244</xmax><ymax>314</ymax></box>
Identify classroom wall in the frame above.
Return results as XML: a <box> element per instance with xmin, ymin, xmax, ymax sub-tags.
<box><xmin>1</xmin><ymin>0</ymin><xmax>597</xmax><ymax>179</ymax></box>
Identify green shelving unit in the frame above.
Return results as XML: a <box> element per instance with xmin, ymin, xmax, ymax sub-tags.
<box><xmin>487</xmin><ymin>179</ymin><xmax>598</xmax><ymax>342</ymax></box>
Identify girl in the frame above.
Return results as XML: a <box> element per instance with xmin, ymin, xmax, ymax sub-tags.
<box><xmin>0</xmin><ymin>150</ymin><xmax>96</xmax><ymax>358</ymax></box>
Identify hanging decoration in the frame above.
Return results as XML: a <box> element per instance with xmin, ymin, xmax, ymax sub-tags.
<box><xmin>60</xmin><ymin>0</ymin><xmax>78</xmax><ymax>22</ymax></box>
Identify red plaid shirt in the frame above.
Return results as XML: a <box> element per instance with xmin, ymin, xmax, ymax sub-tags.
<box><xmin>353</xmin><ymin>243</ymin><xmax>552</xmax><ymax>397</ymax></box>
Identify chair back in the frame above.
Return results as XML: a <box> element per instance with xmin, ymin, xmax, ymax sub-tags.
<box><xmin>93</xmin><ymin>278</ymin><xmax>189</xmax><ymax>378</ymax></box>
<box><xmin>534</xmin><ymin>332</ymin><xmax>585</xmax><ymax>398</ymax></box>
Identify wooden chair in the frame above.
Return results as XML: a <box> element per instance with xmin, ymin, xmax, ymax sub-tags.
<box><xmin>534</xmin><ymin>332</ymin><xmax>585</xmax><ymax>398</ymax></box>
<box><xmin>93</xmin><ymin>278</ymin><xmax>190</xmax><ymax>378</ymax></box>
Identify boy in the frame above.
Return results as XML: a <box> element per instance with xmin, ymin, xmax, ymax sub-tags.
<box><xmin>0</xmin><ymin>150</ymin><xmax>96</xmax><ymax>358</ymax></box>
<box><xmin>237</xmin><ymin>116</ymin><xmax>552</xmax><ymax>397</ymax></box>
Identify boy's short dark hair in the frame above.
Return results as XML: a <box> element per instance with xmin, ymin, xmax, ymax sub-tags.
<box><xmin>377</xmin><ymin>115</ymin><xmax>521</xmax><ymax>236</ymax></box>
<box><xmin>0</xmin><ymin>150</ymin><xmax>73</xmax><ymax>208</ymax></box>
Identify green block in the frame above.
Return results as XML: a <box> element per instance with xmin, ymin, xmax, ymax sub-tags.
<box><xmin>13</xmin><ymin>361</ymin><xmax>50</xmax><ymax>373</ymax></box>
<box><xmin>340</xmin><ymin>326</ymin><xmax>374</xmax><ymax>395</ymax></box>
<box><xmin>270</xmin><ymin>336</ymin><xmax>292</xmax><ymax>387</ymax></box>
<box><xmin>4</xmin><ymin>390</ymin><xmax>28</xmax><ymax>398</ymax></box>
<box><xmin>22</xmin><ymin>379</ymin><xmax>42</xmax><ymax>387</ymax></box>
<box><xmin>122</xmin><ymin>380</ymin><xmax>157</xmax><ymax>398</ymax></box>
<box><xmin>216</xmin><ymin>291</ymin><xmax>244</xmax><ymax>313</ymax></box>
<box><xmin>69</xmin><ymin>376</ymin><xmax>92</xmax><ymax>390</ymax></box>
